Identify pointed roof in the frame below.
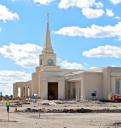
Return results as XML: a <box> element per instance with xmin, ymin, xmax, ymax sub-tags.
<box><xmin>43</xmin><ymin>13</ymin><xmax>53</xmax><ymax>53</ymax></box>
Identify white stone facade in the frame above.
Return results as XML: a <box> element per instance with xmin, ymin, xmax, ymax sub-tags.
<box><xmin>13</xmin><ymin>17</ymin><xmax>121</xmax><ymax>100</ymax></box>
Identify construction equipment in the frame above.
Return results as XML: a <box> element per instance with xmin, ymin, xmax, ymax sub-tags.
<box><xmin>111</xmin><ymin>94</ymin><xmax>121</xmax><ymax>102</ymax></box>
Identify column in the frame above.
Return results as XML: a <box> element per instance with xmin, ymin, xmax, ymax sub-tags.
<box><xmin>111</xmin><ymin>77</ymin><xmax>115</xmax><ymax>94</ymax></box>
<box><xmin>40</xmin><ymin>80</ymin><xmax>48</xmax><ymax>99</ymax></box>
<box><xmin>65</xmin><ymin>80</ymin><xmax>68</xmax><ymax>99</ymax></box>
<box><xmin>76</xmin><ymin>82</ymin><xmax>80</xmax><ymax>101</ymax></box>
<box><xmin>20</xmin><ymin>87</ymin><xmax>23</xmax><ymax>97</ymax></box>
<box><xmin>13</xmin><ymin>84</ymin><xmax>18</xmax><ymax>98</ymax></box>
<box><xmin>81</xmin><ymin>79</ymin><xmax>84</xmax><ymax>100</ymax></box>
<box><xmin>58</xmin><ymin>79</ymin><xmax>65</xmax><ymax>99</ymax></box>
<box><xmin>25</xmin><ymin>86</ymin><xmax>28</xmax><ymax>97</ymax></box>
<box><xmin>27</xmin><ymin>87</ymin><xmax>30</xmax><ymax>97</ymax></box>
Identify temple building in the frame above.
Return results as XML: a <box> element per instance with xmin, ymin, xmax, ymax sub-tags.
<box><xmin>13</xmin><ymin>17</ymin><xmax>121</xmax><ymax>100</ymax></box>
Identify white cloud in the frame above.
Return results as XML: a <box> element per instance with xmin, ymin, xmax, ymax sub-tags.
<box><xmin>33</xmin><ymin>0</ymin><xmax>54</xmax><ymax>5</ymax></box>
<box><xmin>94</xmin><ymin>1</ymin><xmax>103</xmax><ymax>8</ymax></box>
<box><xmin>55</xmin><ymin>22</ymin><xmax>121</xmax><ymax>39</ymax></box>
<box><xmin>58</xmin><ymin>0</ymin><xmax>96</xmax><ymax>9</ymax></box>
<box><xmin>115</xmin><ymin>16</ymin><xmax>121</xmax><ymax>20</ymax></box>
<box><xmin>82</xmin><ymin>45</ymin><xmax>121</xmax><ymax>58</ymax></box>
<box><xmin>0</xmin><ymin>43</ymin><xmax>85</xmax><ymax>70</ymax></box>
<box><xmin>82</xmin><ymin>8</ymin><xmax>104</xmax><ymax>19</ymax></box>
<box><xmin>110</xmin><ymin>0</ymin><xmax>121</xmax><ymax>4</ymax></box>
<box><xmin>106</xmin><ymin>9</ymin><xmax>114</xmax><ymax>17</ymax></box>
<box><xmin>0</xmin><ymin>4</ymin><xmax>19</xmax><ymax>22</ymax></box>
<box><xmin>0</xmin><ymin>70</ymin><xmax>31</xmax><ymax>95</ymax></box>
<box><xmin>58</xmin><ymin>0</ymin><xmax>116</xmax><ymax>19</ymax></box>
<box><xmin>58</xmin><ymin>58</ymin><xmax>84</xmax><ymax>69</ymax></box>
<box><xmin>89</xmin><ymin>66</ymin><xmax>98</xmax><ymax>69</ymax></box>
<box><xmin>0</xmin><ymin>43</ymin><xmax>42</xmax><ymax>68</ymax></box>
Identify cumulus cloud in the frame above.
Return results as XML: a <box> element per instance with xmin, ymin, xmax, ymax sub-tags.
<box><xmin>58</xmin><ymin>0</ymin><xmax>116</xmax><ymax>19</ymax></box>
<box><xmin>0</xmin><ymin>43</ymin><xmax>42</xmax><ymax>68</ymax></box>
<box><xmin>58</xmin><ymin>58</ymin><xmax>84</xmax><ymax>69</ymax></box>
<box><xmin>94</xmin><ymin>1</ymin><xmax>103</xmax><ymax>8</ymax></box>
<box><xmin>58</xmin><ymin>0</ymin><xmax>95</xmax><ymax>9</ymax></box>
<box><xmin>0</xmin><ymin>43</ymin><xmax>86</xmax><ymax>70</ymax></box>
<box><xmin>82</xmin><ymin>8</ymin><xmax>115</xmax><ymax>19</ymax></box>
<box><xmin>33</xmin><ymin>0</ymin><xmax>54</xmax><ymax>5</ymax></box>
<box><xmin>0</xmin><ymin>4</ymin><xmax>19</xmax><ymax>22</ymax></box>
<box><xmin>82</xmin><ymin>45</ymin><xmax>121</xmax><ymax>58</ymax></box>
<box><xmin>106</xmin><ymin>9</ymin><xmax>114</xmax><ymax>17</ymax></box>
<box><xmin>110</xmin><ymin>0</ymin><xmax>121</xmax><ymax>4</ymax></box>
<box><xmin>0</xmin><ymin>70</ymin><xmax>31</xmax><ymax>95</ymax></box>
<box><xmin>55</xmin><ymin>22</ymin><xmax>121</xmax><ymax>39</ymax></box>
<box><xmin>82</xmin><ymin>8</ymin><xmax>104</xmax><ymax>19</ymax></box>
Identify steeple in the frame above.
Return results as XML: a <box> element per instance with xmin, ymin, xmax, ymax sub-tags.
<box><xmin>39</xmin><ymin>14</ymin><xmax>57</xmax><ymax>67</ymax></box>
<box><xmin>43</xmin><ymin>13</ymin><xmax>53</xmax><ymax>53</ymax></box>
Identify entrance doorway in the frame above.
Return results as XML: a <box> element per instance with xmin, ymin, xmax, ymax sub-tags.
<box><xmin>48</xmin><ymin>82</ymin><xmax>58</xmax><ymax>100</ymax></box>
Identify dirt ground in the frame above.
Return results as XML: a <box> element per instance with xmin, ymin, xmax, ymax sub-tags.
<box><xmin>1</xmin><ymin>100</ymin><xmax>121</xmax><ymax>128</ymax></box>
<box><xmin>1</xmin><ymin>110</ymin><xmax>121</xmax><ymax>128</ymax></box>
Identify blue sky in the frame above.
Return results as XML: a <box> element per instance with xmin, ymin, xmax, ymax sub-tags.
<box><xmin>0</xmin><ymin>0</ymin><xmax>121</xmax><ymax>95</ymax></box>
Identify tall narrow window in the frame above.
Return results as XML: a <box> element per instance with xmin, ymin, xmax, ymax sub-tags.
<box><xmin>115</xmin><ymin>79</ymin><xmax>120</xmax><ymax>94</ymax></box>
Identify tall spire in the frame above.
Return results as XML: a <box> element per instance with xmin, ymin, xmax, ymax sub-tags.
<box><xmin>43</xmin><ymin>13</ymin><xmax>53</xmax><ymax>52</ymax></box>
